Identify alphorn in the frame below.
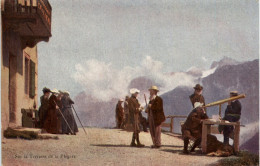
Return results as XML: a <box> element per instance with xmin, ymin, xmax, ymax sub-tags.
<box><xmin>203</xmin><ymin>94</ymin><xmax>246</xmax><ymax>108</ymax></box>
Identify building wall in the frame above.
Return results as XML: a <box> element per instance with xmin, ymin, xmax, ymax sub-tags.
<box><xmin>1</xmin><ymin>29</ymin><xmax>38</xmax><ymax>131</ymax></box>
<box><xmin>18</xmin><ymin>46</ymin><xmax>38</xmax><ymax>116</ymax></box>
<box><xmin>1</xmin><ymin>30</ymin><xmax>22</xmax><ymax>130</ymax></box>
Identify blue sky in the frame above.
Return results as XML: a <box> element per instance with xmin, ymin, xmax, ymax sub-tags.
<box><xmin>37</xmin><ymin>0</ymin><xmax>259</xmax><ymax>98</ymax></box>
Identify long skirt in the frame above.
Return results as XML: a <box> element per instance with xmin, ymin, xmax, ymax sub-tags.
<box><xmin>43</xmin><ymin>109</ymin><xmax>62</xmax><ymax>134</ymax></box>
<box><xmin>61</xmin><ymin>107</ymin><xmax>78</xmax><ymax>134</ymax></box>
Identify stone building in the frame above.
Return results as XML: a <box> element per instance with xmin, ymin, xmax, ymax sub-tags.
<box><xmin>1</xmin><ymin>0</ymin><xmax>52</xmax><ymax>131</ymax></box>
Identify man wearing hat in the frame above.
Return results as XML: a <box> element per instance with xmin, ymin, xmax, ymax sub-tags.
<box><xmin>189</xmin><ymin>84</ymin><xmax>206</xmax><ymax>108</ymax></box>
<box><xmin>39</xmin><ymin>87</ymin><xmax>51</xmax><ymax>128</ymax></box>
<box><xmin>146</xmin><ymin>86</ymin><xmax>165</xmax><ymax>148</ymax></box>
<box><xmin>181</xmin><ymin>102</ymin><xmax>208</xmax><ymax>154</ymax></box>
<box><xmin>115</xmin><ymin>99</ymin><xmax>124</xmax><ymax>129</ymax></box>
<box><xmin>121</xmin><ymin>96</ymin><xmax>130</xmax><ymax>129</ymax></box>
<box><xmin>128</xmin><ymin>88</ymin><xmax>145</xmax><ymax>147</ymax></box>
<box><xmin>221</xmin><ymin>91</ymin><xmax>242</xmax><ymax>145</ymax></box>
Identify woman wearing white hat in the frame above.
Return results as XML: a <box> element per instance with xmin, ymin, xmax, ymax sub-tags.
<box><xmin>128</xmin><ymin>88</ymin><xmax>145</xmax><ymax>147</ymax></box>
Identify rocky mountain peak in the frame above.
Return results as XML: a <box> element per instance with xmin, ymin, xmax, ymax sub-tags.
<box><xmin>210</xmin><ymin>56</ymin><xmax>241</xmax><ymax>69</ymax></box>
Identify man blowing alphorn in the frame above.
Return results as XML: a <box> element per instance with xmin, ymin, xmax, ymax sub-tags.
<box><xmin>128</xmin><ymin>88</ymin><xmax>145</xmax><ymax>147</ymax></box>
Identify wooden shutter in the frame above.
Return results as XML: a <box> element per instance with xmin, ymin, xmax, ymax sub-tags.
<box><xmin>29</xmin><ymin>60</ymin><xmax>35</xmax><ymax>98</ymax></box>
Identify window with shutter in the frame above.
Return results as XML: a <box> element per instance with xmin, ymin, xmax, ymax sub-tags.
<box><xmin>24</xmin><ymin>57</ymin><xmax>30</xmax><ymax>94</ymax></box>
<box><xmin>29</xmin><ymin>60</ymin><xmax>36</xmax><ymax>98</ymax></box>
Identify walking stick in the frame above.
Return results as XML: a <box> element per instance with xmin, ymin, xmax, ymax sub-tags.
<box><xmin>54</xmin><ymin>101</ymin><xmax>74</xmax><ymax>134</ymax></box>
<box><xmin>144</xmin><ymin>94</ymin><xmax>148</xmax><ymax>109</ymax></box>
<box><xmin>72</xmin><ymin>105</ymin><xmax>87</xmax><ymax>136</ymax></box>
<box><xmin>144</xmin><ymin>94</ymin><xmax>156</xmax><ymax>133</ymax></box>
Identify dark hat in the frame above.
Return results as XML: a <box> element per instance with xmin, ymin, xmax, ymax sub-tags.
<box><xmin>230</xmin><ymin>91</ymin><xmax>238</xmax><ymax>96</ymax></box>
<box><xmin>193</xmin><ymin>84</ymin><xmax>203</xmax><ymax>90</ymax></box>
<box><xmin>42</xmin><ymin>87</ymin><xmax>51</xmax><ymax>93</ymax></box>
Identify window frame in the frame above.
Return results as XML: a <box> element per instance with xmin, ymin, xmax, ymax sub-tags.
<box><xmin>24</xmin><ymin>51</ymin><xmax>30</xmax><ymax>96</ymax></box>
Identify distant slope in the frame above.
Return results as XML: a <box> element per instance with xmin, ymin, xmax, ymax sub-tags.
<box><xmin>74</xmin><ymin>59</ymin><xmax>259</xmax><ymax>136</ymax></box>
<box><xmin>74</xmin><ymin>92</ymin><xmax>118</xmax><ymax>128</ymax></box>
<box><xmin>240</xmin><ymin>132</ymin><xmax>259</xmax><ymax>154</ymax></box>
<box><xmin>161</xmin><ymin>59</ymin><xmax>259</xmax><ymax>134</ymax></box>
<box><xmin>202</xmin><ymin>59</ymin><xmax>259</xmax><ymax>124</ymax></box>
<box><xmin>210</xmin><ymin>56</ymin><xmax>241</xmax><ymax>69</ymax></box>
<box><xmin>161</xmin><ymin>86</ymin><xmax>194</xmax><ymax>133</ymax></box>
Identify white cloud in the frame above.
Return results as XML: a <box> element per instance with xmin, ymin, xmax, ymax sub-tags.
<box><xmin>202</xmin><ymin>56</ymin><xmax>207</xmax><ymax>62</ymax></box>
<box><xmin>73</xmin><ymin>59</ymin><xmax>138</xmax><ymax>102</ymax></box>
<box><xmin>73</xmin><ymin>56</ymin><xmax>197</xmax><ymax>102</ymax></box>
<box><xmin>240</xmin><ymin>121</ymin><xmax>259</xmax><ymax>145</ymax></box>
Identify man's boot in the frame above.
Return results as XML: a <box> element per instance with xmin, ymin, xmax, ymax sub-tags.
<box><xmin>223</xmin><ymin>127</ymin><xmax>231</xmax><ymax>145</ymax></box>
<box><xmin>223</xmin><ymin>135</ymin><xmax>229</xmax><ymax>145</ymax></box>
<box><xmin>190</xmin><ymin>138</ymin><xmax>201</xmax><ymax>152</ymax></box>
<box><xmin>130</xmin><ymin>133</ymin><xmax>136</xmax><ymax>147</ymax></box>
<box><xmin>223</xmin><ymin>131</ymin><xmax>230</xmax><ymax>145</ymax></box>
<box><xmin>183</xmin><ymin>138</ymin><xmax>189</xmax><ymax>154</ymax></box>
<box><xmin>143</xmin><ymin>122</ymin><xmax>148</xmax><ymax>132</ymax></box>
<box><xmin>136</xmin><ymin>133</ymin><xmax>145</xmax><ymax>147</ymax></box>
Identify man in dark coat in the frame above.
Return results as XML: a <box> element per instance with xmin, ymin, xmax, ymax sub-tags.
<box><xmin>181</xmin><ymin>102</ymin><xmax>208</xmax><ymax>154</ymax></box>
<box><xmin>139</xmin><ymin>112</ymin><xmax>148</xmax><ymax>132</ymax></box>
<box><xmin>121</xmin><ymin>96</ymin><xmax>129</xmax><ymax>129</ymax></box>
<box><xmin>189</xmin><ymin>84</ymin><xmax>205</xmax><ymax>108</ymax></box>
<box><xmin>220</xmin><ymin>91</ymin><xmax>242</xmax><ymax>145</ymax></box>
<box><xmin>146</xmin><ymin>86</ymin><xmax>165</xmax><ymax>148</ymax></box>
<box><xmin>115</xmin><ymin>99</ymin><xmax>124</xmax><ymax>129</ymax></box>
<box><xmin>129</xmin><ymin>88</ymin><xmax>144</xmax><ymax>147</ymax></box>
<box><xmin>43</xmin><ymin>89</ymin><xmax>62</xmax><ymax>134</ymax></box>
<box><xmin>38</xmin><ymin>87</ymin><xmax>51</xmax><ymax>128</ymax></box>
<box><xmin>61</xmin><ymin>91</ymin><xmax>78</xmax><ymax>135</ymax></box>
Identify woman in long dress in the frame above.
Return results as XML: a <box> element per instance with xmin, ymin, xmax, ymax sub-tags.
<box><xmin>43</xmin><ymin>89</ymin><xmax>62</xmax><ymax>134</ymax></box>
<box><xmin>38</xmin><ymin>87</ymin><xmax>51</xmax><ymax>128</ymax></box>
<box><xmin>61</xmin><ymin>91</ymin><xmax>78</xmax><ymax>135</ymax></box>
